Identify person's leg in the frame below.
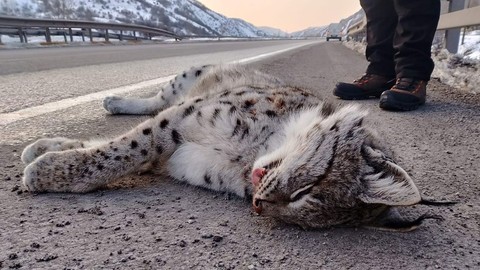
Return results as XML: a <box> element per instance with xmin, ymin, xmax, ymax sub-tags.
<box><xmin>333</xmin><ymin>0</ymin><xmax>397</xmax><ymax>100</ymax></box>
<box><xmin>361</xmin><ymin>0</ymin><xmax>397</xmax><ymax>78</ymax></box>
<box><xmin>379</xmin><ymin>0</ymin><xmax>440</xmax><ymax>111</ymax></box>
<box><xmin>393</xmin><ymin>0</ymin><xmax>441</xmax><ymax>80</ymax></box>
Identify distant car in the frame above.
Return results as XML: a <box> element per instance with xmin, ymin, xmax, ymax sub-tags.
<box><xmin>327</xmin><ymin>34</ymin><xmax>342</xmax><ymax>41</ymax></box>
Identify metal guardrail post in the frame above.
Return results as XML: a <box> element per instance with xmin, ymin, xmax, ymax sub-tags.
<box><xmin>18</xmin><ymin>28</ymin><xmax>24</xmax><ymax>43</ymax></box>
<box><xmin>23</xmin><ymin>29</ymin><xmax>28</xmax><ymax>43</ymax></box>
<box><xmin>88</xmin><ymin>28</ymin><xmax>93</xmax><ymax>42</ymax></box>
<box><xmin>45</xmin><ymin>27</ymin><xmax>52</xmax><ymax>43</ymax></box>
<box><xmin>445</xmin><ymin>0</ymin><xmax>466</xmax><ymax>53</ymax></box>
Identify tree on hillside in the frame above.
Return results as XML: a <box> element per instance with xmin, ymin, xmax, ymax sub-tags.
<box><xmin>75</xmin><ymin>6</ymin><xmax>97</xmax><ymax>21</ymax></box>
<box><xmin>150</xmin><ymin>5</ymin><xmax>171</xmax><ymax>27</ymax></box>
<box><xmin>84</xmin><ymin>8</ymin><xmax>96</xmax><ymax>21</ymax></box>
<box><xmin>21</xmin><ymin>2</ymin><xmax>35</xmax><ymax>17</ymax></box>
<box><xmin>44</xmin><ymin>0</ymin><xmax>75</xmax><ymax>19</ymax></box>
<box><xmin>0</xmin><ymin>0</ymin><xmax>16</xmax><ymax>15</ymax></box>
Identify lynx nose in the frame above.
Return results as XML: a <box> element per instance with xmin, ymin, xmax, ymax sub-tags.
<box><xmin>251</xmin><ymin>168</ymin><xmax>266</xmax><ymax>187</ymax></box>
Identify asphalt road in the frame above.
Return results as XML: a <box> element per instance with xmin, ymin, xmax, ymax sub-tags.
<box><xmin>0</xmin><ymin>41</ymin><xmax>479</xmax><ymax>269</ymax></box>
<box><xmin>0</xmin><ymin>40</ymin><xmax>309</xmax><ymax>75</ymax></box>
<box><xmin>0</xmin><ymin>40</ymin><xmax>314</xmax><ymax>115</ymax></box>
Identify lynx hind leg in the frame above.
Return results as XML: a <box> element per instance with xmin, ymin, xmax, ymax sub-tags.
<box><xmin>103</xmin><ymin>65</ymin><xmax>213</xmax><ymax>115</ymax></box>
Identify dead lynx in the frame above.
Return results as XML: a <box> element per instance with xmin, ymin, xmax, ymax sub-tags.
<box><xmin>22</xmin><ymin>64</ymin><xmax>448</xmax><ymax>231</ymax></box>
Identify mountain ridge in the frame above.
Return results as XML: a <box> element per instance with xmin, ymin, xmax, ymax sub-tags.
<box><xmin>0</xmin><ymin>1</ymin><xmax>364</xmax><ymax>38</ymax></box>
<box><xmin>291</xmin><ymin>9</ymin><xmax>364</xmax><ymax>37</ymax></box>
<box><xmin>0</xmin><ymin>0</ymin><xmax>266</xmax><ymax>37</ymax></box>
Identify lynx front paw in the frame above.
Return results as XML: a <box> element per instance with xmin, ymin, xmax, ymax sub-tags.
<box><xmin>21</xmin><ymin>137</ymin><xmax>84</xmax><ymax>164</ymax></box>
<box><xmin>23</xmin><ymin>152</ymin><xmax>102</xmax><ymax>193</ymax></box>
<box><xmin>103</xmin><ymin>95</ymin><xmax>125</xmax><ymax>114</ymax></box>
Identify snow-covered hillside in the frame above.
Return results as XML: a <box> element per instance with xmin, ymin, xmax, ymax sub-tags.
<box><xmin>290</xmin><ymin>26</ymin><xmax>329</xmax><ymax>38</ymax></box>
<box><xmin>258</xmin><ymin>26</ymin><xmax>289</xmax><ymax>38</ymax></box>
<box><xmin>0</xmin><ymin>0</ymin><xmax>267</xmax><ymax>37</ymax></box>
<box><xmin>291</xmin><ymin>9</ymin><xmax>364</xmax><ymax>37</ymax></box>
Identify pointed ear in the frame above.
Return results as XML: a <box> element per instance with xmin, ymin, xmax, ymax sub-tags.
<box><xmin>359</xmin><ymin>145</ymin><xmax>421</xmax><ymax>206</ymax></box>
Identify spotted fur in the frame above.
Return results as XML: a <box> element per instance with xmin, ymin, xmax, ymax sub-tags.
<box><xmin>22</xmin><ymin>64</ymin><xmax>435</xmax><ymax>230</ymax></box>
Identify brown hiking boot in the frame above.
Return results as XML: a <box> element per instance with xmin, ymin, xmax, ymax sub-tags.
<box><xmin>333</xmin><ymin>74</ymin><xmax>396</xmax><ymax>100</ymax></box>
<box><xmin>379</xmin><ymin>78</ymin><xmax>427</xmax><ymax>111</ymax></box>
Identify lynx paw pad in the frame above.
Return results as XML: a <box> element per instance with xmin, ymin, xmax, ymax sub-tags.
<box><xmin>23</xmin><ymin>152</ymin><xmax>100</xmax><ymax>193</ymax></box>
<box><xmin>23</xmin><ymin>152</ymin><xmax>64</xmax><ymax>192</ymax></box>
<box><xmin>103</xmin><ymin>95</ymin><xmax>125</xmax><ymax>114</ymax></box>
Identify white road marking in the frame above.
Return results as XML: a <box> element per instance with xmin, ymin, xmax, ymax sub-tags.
<box><xmin>0</xmin><ymin>76</ymin><xmax>175</xmax><ymax>126</ymax></box>
<box><xmin>0</xmin><ymin>42</ymin><xmax>316</xmax><ymax>126</ymax></box>
<box><xmin>233</xmin><ymin>42</ymin><xmax>314</xmax><ymax>64</ymax></box>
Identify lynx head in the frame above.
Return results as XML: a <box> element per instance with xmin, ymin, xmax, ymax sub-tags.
<box><xmin>251</xmin><ymin>104</ymin><xmax>424</xmax><ymax>231</ymax></box>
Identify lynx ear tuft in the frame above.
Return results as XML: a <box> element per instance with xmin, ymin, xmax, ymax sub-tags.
<box><xmin>364</xmin><ymin>208</ymin><xmax>443</xmax><ymax>232</ymax></box>
<box><xmin>359</xmin><ymin>145</ymin><xmax>421</xmax><ymax>206</ymax></box>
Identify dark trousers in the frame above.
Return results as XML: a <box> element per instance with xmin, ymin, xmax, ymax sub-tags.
<box><xmin>360</xmin><ymin>0</ymin><xmax>440</xmax><ymax>80</ymax></box>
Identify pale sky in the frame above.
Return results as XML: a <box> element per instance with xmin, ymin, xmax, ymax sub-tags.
<box><xmin>197</xmin><ymin>0</ymin><xmax>362</xmax><ymax>33</ymax></box>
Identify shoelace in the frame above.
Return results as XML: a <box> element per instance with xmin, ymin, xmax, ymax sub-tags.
<box><xmin>394</xmin><ymin>78</ymin><xmax>420</xmax><ymax>91</ymax></box>
<box><xmin>353</xmin><ymin>74</ymin><xmax>373</xmax><ymax>85</ymax></box>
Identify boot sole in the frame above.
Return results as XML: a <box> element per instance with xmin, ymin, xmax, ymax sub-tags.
<box><xmin>333</xmin><ymin>90</ymin><xmax>382</xmax><ymax>100</ymax></box>
<box><xmin>379</xmin><ymin>97</ymin><xmax>424</xmax><ymax>111</ymax></box>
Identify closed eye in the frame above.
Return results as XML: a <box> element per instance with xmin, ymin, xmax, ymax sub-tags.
<box><xmin>264</xmin><ymin>159</ymin><xmax>282</xmax><ymax>170</ymax></box>
<box><xmin>290</xmin><ymin>184</ymin><xmax>314</xmax><ymax>202</ymax></box>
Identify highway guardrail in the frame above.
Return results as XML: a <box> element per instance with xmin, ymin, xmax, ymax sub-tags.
<box><xmin>0</xmin><ymin>16</ymin><xmax>182</xmax><ymax>43</ymax></box>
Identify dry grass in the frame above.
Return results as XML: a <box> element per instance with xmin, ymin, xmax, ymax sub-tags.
<box><xmin>90</xmin><ymin>41</ymin><xmax>113</xmax><ymax>45</ymax></box>
<box><xmin>39</xmin><ymin>41</ymin><xmax>67</xmax><ymax>46</ymax></box>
